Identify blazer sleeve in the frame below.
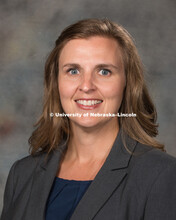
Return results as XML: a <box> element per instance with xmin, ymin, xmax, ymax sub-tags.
<box><xmin>0</xmin><ymin>160</ymin><xmax>19</xmax><ymax>220</ymax></box>
<box><xmin>144</xmin><ymin>162</ymin><xmax>176</xmax><ymax>220</ymax></box>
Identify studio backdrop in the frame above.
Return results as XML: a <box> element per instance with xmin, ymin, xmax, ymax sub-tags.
<box><xmin>0</xmin><ymin>0</ymin><xmax>176</xmax><ymax>213</ymax></box>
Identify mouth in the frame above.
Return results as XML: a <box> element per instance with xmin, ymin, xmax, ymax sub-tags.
<box><xmin>75</xmin><ymin>99</ymin><xmax>103</xmax><ymax>106</ymax></box>
<box><xmin>74</xmin><ymin>99</ymin><xmax>103</xmax><ymax>110</ymax></box>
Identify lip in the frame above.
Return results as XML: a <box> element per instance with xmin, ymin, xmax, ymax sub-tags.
<box><xmin>75</xmin><ymin>98</ymin><xmax>103</xmax><ymax>101</ymax></box>
<box><xmin>74</xmin><ymin>99</ymin><xmax>103</xmax><ymax>110</ymax></box>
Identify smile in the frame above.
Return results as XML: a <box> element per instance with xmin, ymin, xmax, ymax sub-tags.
<box><xmin>75</xmin><ymin>99</ymin><xmax>103</xmax><ymax>106</ymax></box>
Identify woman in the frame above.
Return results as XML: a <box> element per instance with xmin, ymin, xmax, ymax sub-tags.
<box><xmin>1</xmin><ymin>18</ymin><xmax>176</xmax><ymax>220</ymax></box>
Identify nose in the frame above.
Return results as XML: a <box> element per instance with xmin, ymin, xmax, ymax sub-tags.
<box><xmin>79</xmin><ymin>72</ymin><xmax>96</xmax><ymax>93</ymax></box>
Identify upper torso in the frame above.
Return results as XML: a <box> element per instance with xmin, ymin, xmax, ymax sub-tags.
<box><xmin>1</xmin><ymin>133</ymin><xmax>176</xmax><ymax>220</ymax></box>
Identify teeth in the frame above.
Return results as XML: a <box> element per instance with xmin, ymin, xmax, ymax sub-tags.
<box><xmin>76</xmin><ymin>100</ymin><xmax>102</xmax><ymax>106</ymax></box>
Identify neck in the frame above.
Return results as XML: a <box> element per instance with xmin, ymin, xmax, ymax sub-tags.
<box><xmin>65</xmin><ymin>119</ymin><xmax>119</xmax><ymax>164</ymax></box>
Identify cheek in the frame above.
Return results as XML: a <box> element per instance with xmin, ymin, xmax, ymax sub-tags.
<box><xmin>100</xmin><ymin>80</ymin><xmax>125</xmax><ymax>99</ymax></box>
<box><xmin>58</xmin><ymin>77</ymin><xmax>77</xmax><ymax>101</ymax></box>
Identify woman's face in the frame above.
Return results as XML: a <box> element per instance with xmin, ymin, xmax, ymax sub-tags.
<box><xmin>58</xmin><ymin>36</ymin><xmax>126</xmax><ymax>129</ymax></box>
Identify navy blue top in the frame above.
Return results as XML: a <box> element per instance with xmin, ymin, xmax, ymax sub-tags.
<box><xmin>45</xmin><ymin>177</ymin><xmax>92</xmax><ymax>220</ymax></box>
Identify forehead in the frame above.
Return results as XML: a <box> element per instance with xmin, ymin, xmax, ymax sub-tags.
<box><xmin>59</xmin><ymin>36</ymin><xmax>124</xmax><ymax>66</ymax></box>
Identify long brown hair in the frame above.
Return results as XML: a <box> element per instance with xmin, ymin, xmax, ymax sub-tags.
<box><xmin>29</xmin><ymin>18</ymin><xmax>165</xmax><ymax>155</ymax></box>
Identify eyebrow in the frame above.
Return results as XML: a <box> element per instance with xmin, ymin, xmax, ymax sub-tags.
<box><xmin>62</xmin><ymin>63</ymin><xmax>120</xmax><ymax>71</ymax></box>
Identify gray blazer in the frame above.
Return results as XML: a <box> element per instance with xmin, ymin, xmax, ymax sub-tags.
<box><xmin>1</xmin><ymin>131</ymin><xmax>176</xmax><ymax>220</ymax></box>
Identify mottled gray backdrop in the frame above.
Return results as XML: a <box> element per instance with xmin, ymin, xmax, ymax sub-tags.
<box><xmin>0</xmin><ymin>0</ymin><xmax>176</xmax><ymax>213</ymax></box>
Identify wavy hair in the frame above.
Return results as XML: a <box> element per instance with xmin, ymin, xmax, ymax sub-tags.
<box><xmin>29</xmin><ymin>18</ymin><xmax>165</xmax><ymax>155</ymax></box>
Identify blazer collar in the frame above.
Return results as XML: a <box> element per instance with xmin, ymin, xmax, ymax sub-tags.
<box><xmin>24</xmin><ymin>129</ymin><xmax>137</xmax><ymax>220</ymax></box>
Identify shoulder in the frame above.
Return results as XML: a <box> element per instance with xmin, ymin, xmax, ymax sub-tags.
<box><xmin>14</xmin><ymin>153</ymin><xmax>43</xmax><ymax>168</ymax></box>
<box><xmin>132</xmin><ymin>142</ymin><xmax>176</xmax><ymax>170</ymax></box>
<box><xmin>128</xmin><ymin>142</ymin><xmax>176</xmax><ymax>188</ymax></box>
<box><xmin>131</xmin><ymin>143</ymin><xmax>176</xmax><ymax>219</ymax></box>
<box><xmin>9</xmin><ymin>152</ymin><xmax>47</xmax><ymax>180</ymax></box>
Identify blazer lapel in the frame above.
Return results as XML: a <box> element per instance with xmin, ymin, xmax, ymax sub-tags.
<box><xmin>23</xmin><ymin>142</ymin><xmax>67</xmax><ymax>220</ymax></box>
<box><xmin>70</xmin><ymin>130</ymin><xmax>137</xmax><ymax>220</ymax></box>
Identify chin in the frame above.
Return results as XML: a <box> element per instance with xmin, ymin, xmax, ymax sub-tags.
<box><xmin>70</xmin><ymin>117</ymin><xmax>111</xmax><ymax>129</ymax></box>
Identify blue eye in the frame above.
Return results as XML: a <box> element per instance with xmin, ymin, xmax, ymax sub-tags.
<box><xmin>68</xmin><ymin>69</ymin><xmax>79</xmax><ymax>75</ymax></box>
<box><xmin>99</xmin><ymin>69</ymin><xmax>111</xmax><ymax>76</ymax></box>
